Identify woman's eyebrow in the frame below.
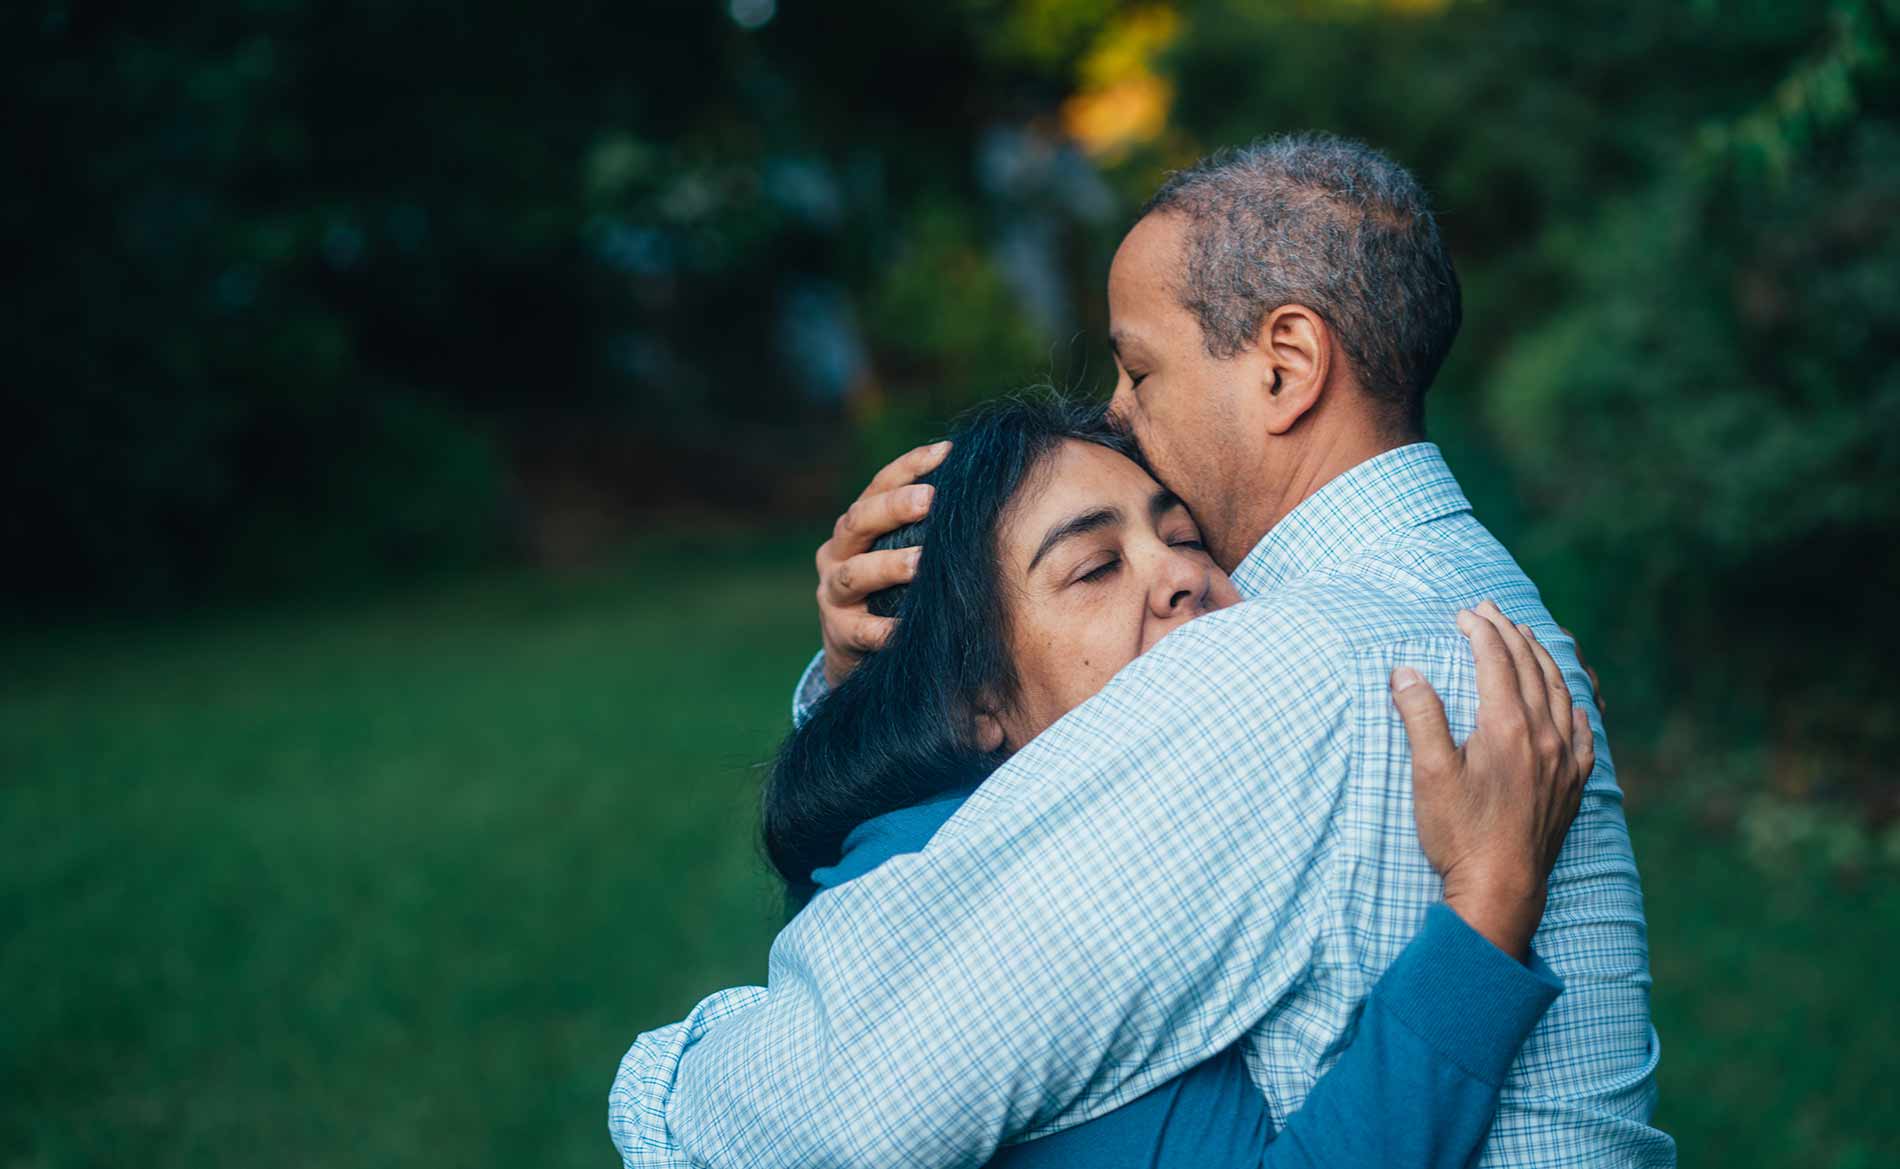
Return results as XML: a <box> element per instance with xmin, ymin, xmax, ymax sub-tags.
<box><xmin>1027</xmin><ymin>506</ymin><xmax>1123</xmax><ymax>572</ymax></box>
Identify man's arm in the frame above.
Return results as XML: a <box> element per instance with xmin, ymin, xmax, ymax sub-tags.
<box><xmin>609</xmin><ymin>987</ymin><xmax>768</xmax><ymax>1169</ymax></box>
<box><xmin>673</xmin><ymin>597</ymin><xmax>1357</xmax><ymax>1167</ymax></box>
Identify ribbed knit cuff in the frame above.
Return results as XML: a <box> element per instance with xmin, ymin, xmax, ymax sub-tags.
<box><xmin>1373</xmin><ymin>902</ymin><xmax>1565</xmax><ymax>1086</ymax></box>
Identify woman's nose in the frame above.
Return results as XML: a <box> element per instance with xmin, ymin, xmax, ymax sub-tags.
<box><xmin>1150</xmin><ymin>549</ymin><xmax>1208</xmax><ymax>618</ymax></box>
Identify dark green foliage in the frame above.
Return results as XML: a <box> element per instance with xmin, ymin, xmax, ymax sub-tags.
<box><xmin>1129</xmin><ymin>0</ymin><xmax>1900</xmax><ymax>828</ymax></box>
<box><xmin>4</xmin><ymin>1</ymin><xmax>1074</xmax><ymax>607</ymax></box>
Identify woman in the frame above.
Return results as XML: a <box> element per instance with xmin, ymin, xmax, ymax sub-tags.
<box><xmin>748</xmin><ymin>395</ymin><xmax>1587</xmax><ymax>1168</ymax></box>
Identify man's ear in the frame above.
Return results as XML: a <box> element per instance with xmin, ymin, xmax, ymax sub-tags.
<box><xmin>1256</xmin><ymin>304</ymin><xmax>1332</xmax><ymax>436</ymax></box>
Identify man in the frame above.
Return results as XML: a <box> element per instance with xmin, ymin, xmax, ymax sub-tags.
<box><xmin>612</xmin><ymin>135</ymin><xmax>1672</xmax><ymax>1167</ymax></box>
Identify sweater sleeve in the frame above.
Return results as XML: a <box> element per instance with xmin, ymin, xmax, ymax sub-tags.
<box><xmin>988</xmin><ymin>903</ymin><xmax>1560</xmax><ymax>1169</ymax></box>
<box><xmin>1255</xmin><ymin>902</ymin><xmax>1563</xmax><ymax>1169</ymax></box>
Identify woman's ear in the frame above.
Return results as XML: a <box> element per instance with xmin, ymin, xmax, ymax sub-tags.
<box><xmin>1256</xmin><ymin>304</ymin><xmax>1332</xmax><ymax>435</ymax></box>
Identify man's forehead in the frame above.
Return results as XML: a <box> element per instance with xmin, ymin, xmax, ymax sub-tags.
<box><xmin>1108</xmin><ymin>212</ymin><xmax>1187</xmax><ymax>331</ymax></box>
<box><xmin>1112</xmin><ymin>212</ymin><xmax>1187</xmax><ymax>283</ymax></box>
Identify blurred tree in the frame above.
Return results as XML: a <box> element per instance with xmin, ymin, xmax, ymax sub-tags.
<box><xmin>6</xmin><ymin>0</ymin><xmax>1896</xmax><ymax>834</ymax></box>
<box><xmin>3</xmin><ymin>0</ymin><xmax>1091</xmax><ymax>606</ymax></box>
<box><xmin>1114</xmin><ymin>0</ymin><xmax>1899</xmax><ymax>829</ymax></box>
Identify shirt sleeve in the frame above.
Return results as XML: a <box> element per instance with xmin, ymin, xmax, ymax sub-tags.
<box><xmin>609</xmin><ymin>910</ymin><xmax>1563</xmax><ymax>1169</ymax></box>
<box><xmin>1261</xmin><ymin>904</ymin><xmax>1563</xmax><ymax>1169</ymax></box>
<box><xmin>608</xmin><ymin>987</ymin><xmax>768</xmax><ymax>1169</ymax></box>
<box><xmin>790</xmin><ymin>648</ymin><xmax>827</xmax><ymax>726</ymax></box>
<box><xmin>669</xmin><ymin>597</ymin><xmax>1359</xmax><ymax>1167</ymax></box>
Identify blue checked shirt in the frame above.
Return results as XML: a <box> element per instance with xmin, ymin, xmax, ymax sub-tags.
<box><xmin>610</xmin><ymin>443</ymin><xmax>1672</xmax><ymax>1168</ymax></box>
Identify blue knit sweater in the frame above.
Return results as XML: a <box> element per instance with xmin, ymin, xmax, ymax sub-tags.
<box><xmin>809</xmin><ymin>790</ymin><xmax>1563</xmax><ymax>1169</ymax></box>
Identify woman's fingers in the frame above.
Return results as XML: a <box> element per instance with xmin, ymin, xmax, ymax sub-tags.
<box><xmin>1390</xmin><ymin>666</ymin><xmax>1457</xmax><ymax>777</ymax></box>
<box><xmin>822</xmin><ymin>546</ymin><xmax>923</xmax><ymax>608</ymax></box>
<box><xmin>1458</xmin><ymin>607</ymin><xmax>1524</xmax><ymax>726</ymax></box>
<box><xmin>1517</xmin><ymin>622</ymin><xmax>1574</xmax><ymax>732</ymax></box>
<box><xmin>1570</xmin><ymin>704</ymin><xmax>1596</xmax><ymax>781</ymax></box>
<box><xmin>1474</xmin><ymin>602</ymin><xmax>1548</xmax><ymax>724</ymax></box>
<box><xmin>861</xmin><ymin>440</ymin><xmax>951</xmax><ymax>500</ymax></box>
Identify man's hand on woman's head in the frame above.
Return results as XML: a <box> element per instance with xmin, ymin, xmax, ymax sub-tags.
<box><xmin>814</xmin><ymin>440</ymin><xmax>950</xmax><ymax>688</ymax></box>
<box><xmin>1389</xmin><ymin>601</ymin><xmax>1593</xmax><ymax>962</ymax></box>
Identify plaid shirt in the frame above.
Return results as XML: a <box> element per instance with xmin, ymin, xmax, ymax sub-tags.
<box><xmin>610</xmin><ymin>443</ymin><xmax>1672</xmax><ymax>1168</ymax></box>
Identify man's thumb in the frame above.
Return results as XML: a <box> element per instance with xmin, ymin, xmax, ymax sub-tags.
<box><xmin>1391</xmin><ymin>666</ymin><xmax>1456</xmax><ymax>775</ymax></box>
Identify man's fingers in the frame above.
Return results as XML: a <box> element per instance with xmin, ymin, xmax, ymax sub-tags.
<box><xmin>1476</xmin><ymin>602</ymin><xmax>1547</xmax><ymax>727</ymax></box>
<box><xmin>829</xmin><ymin>484</ymin><xmax>934</xmax><ymax>559</ymax></box>
<box><xmin>1391</xmin><ymin>666</ymin><xmax>1457</xmax><ymax>776</ymax></box>
<box><xmin>833</xmin><ymin>612</ymin><xmax>897</xmax><ymax>657</ymax></box>
<box><xmin>824</xmin><ymin>546</ymin><xmax>922</xmax><ymax>607</ymax></box>
<box><xmin>1458</xmin><ymin>608</ymin><xmax>1521</xmax><ymax>723</ymax></box>
<box><xmin>1518</xmin><ymin>623</ymin><xmax>1574</xmax><ymax>731</ymax></box>
<box><xmin>861</xmin><ymin>441</ymin><xmax>952</xmax><ymax>500</ymax></box>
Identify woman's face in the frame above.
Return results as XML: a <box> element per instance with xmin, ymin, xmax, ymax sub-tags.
<box><xmin>985</xmin><ymin>439</ymin><xmax>1240</xmax><ymax>750</ymax></box>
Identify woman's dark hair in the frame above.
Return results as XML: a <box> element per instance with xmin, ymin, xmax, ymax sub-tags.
<box><xmin>762</xmin><ymin>393</ymin><xmax>1138</xmax><ymax>907</ymax></box>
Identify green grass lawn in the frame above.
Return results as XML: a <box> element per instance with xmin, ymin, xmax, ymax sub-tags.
<box><xmin>3</xmin><ymin>539</ymin><xmax>1892</xmax><ymax>1167</ymax></box>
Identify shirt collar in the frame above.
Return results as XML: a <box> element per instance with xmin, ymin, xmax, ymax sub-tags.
<box><xmin>1229</xmin><ymin>442</ymin><xmax>1472</xmax><ymax>598</ymax></box>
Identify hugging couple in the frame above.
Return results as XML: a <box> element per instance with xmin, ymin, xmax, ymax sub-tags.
<box><xmin>612</xmin><ymin>135</ymin><xmax>1672</xmax><ymax>1167</ymax></box>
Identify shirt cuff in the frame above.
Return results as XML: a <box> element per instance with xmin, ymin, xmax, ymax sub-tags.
<box><xmin>1371</xmin><ymin>902</ymin><xmax>1565</xmax><ymax>1087</ymax></box>
<box><xmin>791</xmin><ymin>648</ymin><xmax>829</xmax><ymax>726</ymax></box>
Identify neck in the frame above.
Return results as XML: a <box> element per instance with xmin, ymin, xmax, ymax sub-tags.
<box><xmin>1233</xmin><ymin>422</ymin><xmax>1415</xmax><ymax>566</ymax></box>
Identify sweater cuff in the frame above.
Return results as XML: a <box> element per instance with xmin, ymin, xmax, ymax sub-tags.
<box><xmin>1372</xmin><ymin>902</ymin><xmax>1564</xmax><ymax>1086</ymax></box>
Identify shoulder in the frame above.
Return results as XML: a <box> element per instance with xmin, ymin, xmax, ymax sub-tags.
<box><xmin>1259</xmin><ymin>527</ymin><xmax>1503</xmax><ymax>664</ymax></box>
<box><xmin>1124</xmin><ymin>592</ymin><xmax>1356</xmax><ymax>710</ymax></box>
<box><xmin>1015</xmin><ymin>594</ymin><xmax>1358</xmax><ymax>776</ymax></box>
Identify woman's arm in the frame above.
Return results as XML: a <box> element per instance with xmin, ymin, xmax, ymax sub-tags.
<box><xmin>993</xmin><ymin>611</ymin><xmax>1585</xmax><ymax>1169</ymax></box>
<box><xmin>1246</xmin><ymin>906</ymin><xmax>1560</xmax><ymax>1168</ymax></box>
<box><xmin>1252</xmin><ymin>608</ymin><xmax>1583</xmax><ymax>1169</ymax></box>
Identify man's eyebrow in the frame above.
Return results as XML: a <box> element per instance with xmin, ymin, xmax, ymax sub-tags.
<box><xmin>1027</xmin><ymin>506</ymin><xmax>1123</xmax><ymax>573</ymax></box>
<box><xmin>1150</xmin><ymin>488</ymin><xmax>1186</xmax><ymax>522</ymax></box>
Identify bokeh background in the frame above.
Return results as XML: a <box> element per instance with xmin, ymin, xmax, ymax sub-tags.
<box><xmin>5</xmin><ymin>1</ymin><xmax>1898</xmax><ymax>1165</ymax></box>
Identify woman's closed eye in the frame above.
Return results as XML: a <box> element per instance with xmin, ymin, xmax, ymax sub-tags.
<box><xmin>1163</xmin><ymin>526</ymin><xmax>1207</xmax><ymax>552</ymax></box>
<box><xmin>1074</xmin><ymin>555</ymin><xmax>1121</xmax><ymax>585</ymax></box>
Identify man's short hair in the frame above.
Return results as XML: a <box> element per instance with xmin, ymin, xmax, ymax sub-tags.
<box><xmin>1140</xmin><ymin>134</ymin><xmax>1461</xmax><ymax>432</ymax></box>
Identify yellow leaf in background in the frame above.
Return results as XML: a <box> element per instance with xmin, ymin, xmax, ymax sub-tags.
<box><xmin>1063</xmin><ymin>73</ymin><xmax>1174</xmax><ymax>161</ymax></box>
<box><xmin>1062</xmin><ymin>5</ymin><xmax>1180</xmax><ymax>159</ymax></box>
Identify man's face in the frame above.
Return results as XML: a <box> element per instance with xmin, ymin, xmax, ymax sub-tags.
<box><xmin>1106</xmin><ymin>212</ymin><xmax>1274</xmax><ymax>572</ymax></box>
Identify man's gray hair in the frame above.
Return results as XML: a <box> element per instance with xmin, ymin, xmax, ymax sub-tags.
<box><xmin>1140</xmin><ymin>134</ymin><xmax>1461</xmax><ymax>430</ymax></box>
